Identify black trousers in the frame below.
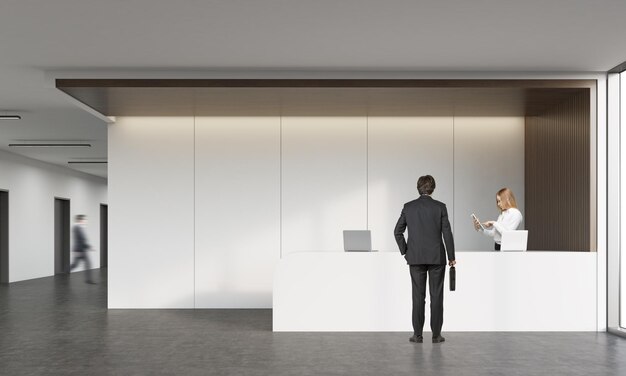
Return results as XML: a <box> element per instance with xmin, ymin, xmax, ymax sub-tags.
<box><xmin>495</xmin><ymin>242</ymin><xmax>501</xmax><ymax>251</ymax></box>
<box><xmin>70</xmin><ymin>252</ymin><xmax>92</xmax><ymax>282</ymax></box>
<box><xmin>409</xmin><ymin>264</ymin><xmax>445</xmax><ymax>337</ymax></box>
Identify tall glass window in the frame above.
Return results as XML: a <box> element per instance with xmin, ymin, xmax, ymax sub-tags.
<box><xmin>607</xmin><ymin>68</ymin><xmax>621</xmax><ymax>335</ymax></box>
<box><xmin>621</xmin><ymin>72</ymin><xmax>626</xmax><ymax>328</ymax></box>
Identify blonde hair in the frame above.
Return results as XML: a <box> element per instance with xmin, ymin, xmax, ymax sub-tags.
<box><xmin>496</xmin><ymin>188</ymin><xmax>517</xmax><ymax>211</ymax></box>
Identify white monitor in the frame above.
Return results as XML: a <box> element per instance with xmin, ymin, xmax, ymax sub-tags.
<box><xmin>500</xmin><ymin>230</ymin><xmax>528</xmax><ymax>251</ymax></box>
<box><xmin>343</xmin><ymin>230</ymin><xmax>372</xmax><ymax>252</ymax></box>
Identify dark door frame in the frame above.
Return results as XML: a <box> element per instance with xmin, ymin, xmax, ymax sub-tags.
<box><xmin>54</xmin><ymin>197</ymin><xmax>71</xmax><ymax>275</ymax></box>
<box><xmin>0</xmin><ymin>190</ymin><xmax>8</xmax><ymax>284</ymax></box>
<box><xmin>100</xmin><ymin>204</ymin><xmax>108</xmax><ymax>268</ymax></box>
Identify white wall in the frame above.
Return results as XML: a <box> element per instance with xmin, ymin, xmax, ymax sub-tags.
<box><xmin>454</xmin><ymin>117</ymin><xmax>525</xmax><ymax>250</ymax></box>
<box><xmin>194</xmin><ymin>116</ymin><xmax>280</xmax><ymax>308</ymax></box>
<box><xmin>0</xmin><ymin>150</ymin><xmax>107</xmax><ymax>282</ymax></box>
<box><xmin>108</xmin><ymin>117</ymin><xmax>195</xmax><ymax>308</ymax></box>
<box><xmin>110</xmin><ymin>113</ymin><xmax>524</xmax><ymax>308</ymax></box>
<box><xmin>368</xmin><ymin>116</ymin><xmax>454</xmax><ymax>252</ymax></box>
<box><xmin>282</xmin><ymin>116</ymin><xmax>367</xmax><ymax>254</ymax></box>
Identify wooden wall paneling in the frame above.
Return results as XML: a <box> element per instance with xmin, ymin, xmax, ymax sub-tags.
<box><xmin>525</xmin><ymin>91</ymin><xmax>590</xmax><ymax>251</ymax></box>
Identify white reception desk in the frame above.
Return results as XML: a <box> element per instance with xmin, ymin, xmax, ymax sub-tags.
<box><xmin>273</xmin><ymin>251</ymin><xmax>597</xmax><ymax>332</ymax></box>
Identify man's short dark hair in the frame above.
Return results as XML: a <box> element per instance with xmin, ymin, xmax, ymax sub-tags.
<box><xmin>75</xmin><ymin>214</ymin><xmax>86</xmax><ymax>222</ymax></box>
<box><xmin>417</xmin><ymin>175</ymin><xmax>436</xmax><ymax>195</ymax></box>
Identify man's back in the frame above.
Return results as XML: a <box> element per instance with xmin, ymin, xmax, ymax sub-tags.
<box><xmin>396</xmin><ymin>175</ymin><xmax>456</xmax><ymax>344</ymax></box>
<box><xmin>394</xmin><ymin>195</ymin><xmax>455</xmax><ymax>265</ymax></box>
<box><xmin>73</xmin><ymin>225</ymin><xmax>88</xmax><ymax>253</ymax></box>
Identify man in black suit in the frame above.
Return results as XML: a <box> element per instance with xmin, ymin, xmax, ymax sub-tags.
<box><xmin>394</xmin><ymin>175</ymin><xmax>455</xmax><ymax>343</ymax></box>
<box><xmin>70</xmin><ymin>214</ymin><xmax>95</xmax><ymax>284</ymax></box>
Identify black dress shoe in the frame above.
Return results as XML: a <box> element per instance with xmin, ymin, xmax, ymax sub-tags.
<box><xmin>409</xmin><ymin>335</ymin><xmax>423</xmax><ymax>343</ymax></box>
<box><xmin>432</xmin><ymin>335</ymin><xmax>446</xmax><ymax>343</ymax></box>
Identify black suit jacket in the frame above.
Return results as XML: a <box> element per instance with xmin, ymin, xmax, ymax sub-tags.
<box><xmin>394</xmin><ymin>195</ymin><xmax>455</xmax><ymax>265</ymax></box>
<box><xmin>72</xmin><ymin>225</ymin><xmax>90</xmax><ymax>253</ymax></box>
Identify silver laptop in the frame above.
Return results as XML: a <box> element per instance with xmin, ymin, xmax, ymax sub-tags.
<box><xmin>500</xmin><ymin>230</ymin><xmax>528</xmax><ymax>251</ymax></box>
<box><xmin>343</xmin><ymin>230</ymin><xmax>373</xmax><ymax>252</ymax></box>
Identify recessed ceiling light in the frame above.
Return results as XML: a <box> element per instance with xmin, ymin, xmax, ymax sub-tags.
<box><xmin>8</xmin><ymin>143</ymin><xmax>92</xmax><ymax>147</ymax></box>
<box><xmin>0</xmin><ymin>115</ymin><xmax>21</xmax><ymax>120</ymax></box>
<box><xmin>68</xmin><ymin>161</ymin><xmax>107</xmax><ymax>164</ymax></box>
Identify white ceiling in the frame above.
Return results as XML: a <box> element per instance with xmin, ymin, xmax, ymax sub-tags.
<box><xmin>1</xmin><ymin>0</ymin><xmax>626</xmax><ymax>179</ymax></box>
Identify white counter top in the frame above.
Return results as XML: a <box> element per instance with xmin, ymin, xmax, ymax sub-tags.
<box><xmin>273</xmin><ymin>251</ymin><xmax>597</xmax><ymax>332</ymax></box>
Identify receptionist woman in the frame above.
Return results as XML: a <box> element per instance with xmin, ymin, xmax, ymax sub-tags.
<box><xmin>473</xmin><ymin>187</ymin><xmax>523</xmax><ymax>251</ymax></box>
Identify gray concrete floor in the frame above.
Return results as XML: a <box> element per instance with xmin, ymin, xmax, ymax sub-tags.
<box><xmin>1</xmin><ymin>270</ymin><xmax>626</xmax><ymax>375</ymax></box>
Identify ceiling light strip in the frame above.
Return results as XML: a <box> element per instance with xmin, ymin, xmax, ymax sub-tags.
<box><xmin>8</xmin><ymin>143</ymin><xmax>92</xmax><ymax>147</ymax></box>
<box><xmin>67</xmin><ymin>161</ymin><xmax>107</xmax><ymax>164</ymax></box>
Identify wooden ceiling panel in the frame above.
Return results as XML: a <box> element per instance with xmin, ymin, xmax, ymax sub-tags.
<box><xmin>57</xmin><ymin>79</ymin><xmax>593</xmax><ymax>117</ymax></box>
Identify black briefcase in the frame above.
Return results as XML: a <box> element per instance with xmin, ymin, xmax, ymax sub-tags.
<box><xmin>449</xmin><ymin>266</ymin><xmax>456</xmax><ymax>291</ymax></box>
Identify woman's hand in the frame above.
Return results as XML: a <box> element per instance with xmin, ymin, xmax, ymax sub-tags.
<box><xmin>483</xmin><ymin>221</ymin><xmax>495</xmax><ymax>228</ymax></box>
<box><xmin>472</xmin><ymin>217</ymin><xmax>482</xmax><ymax>231</ymax></box>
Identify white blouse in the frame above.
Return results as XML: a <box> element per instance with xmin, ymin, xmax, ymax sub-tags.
<box><xmin>480</xmin><ymin>207</ymin><xmax>523</xmax><ymax>244</ymax></box>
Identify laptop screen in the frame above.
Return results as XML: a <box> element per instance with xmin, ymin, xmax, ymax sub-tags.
<box><xmin>343</xmin><ymin>230</ymin><xmax>372</xmax><ymax>252</ymax></box>
<box><xmin>500</xmin><ymin>230</ymin><xmax>528</xmax><ymax>251</ymax></box>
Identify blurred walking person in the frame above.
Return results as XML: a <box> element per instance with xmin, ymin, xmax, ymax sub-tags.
<box><xmin>70</xmin><ymin>214</ymin><xmax>95</xmax><ymax>284</ymax></box>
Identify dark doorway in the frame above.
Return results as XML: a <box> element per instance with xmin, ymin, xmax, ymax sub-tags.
<box><xmin>54</xmin><ymin>198</ymin><xmax>70</xmax><ymax>275</ymax></box>
<box><xmin>100</xmin><ymin>204</ymin><xmax>108</xmax><ymax>268</ymax></box>
<box><xmin>0</xmin><ymin>190</ymin><xmax>8</xmax><ymax>284</ymax></box>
